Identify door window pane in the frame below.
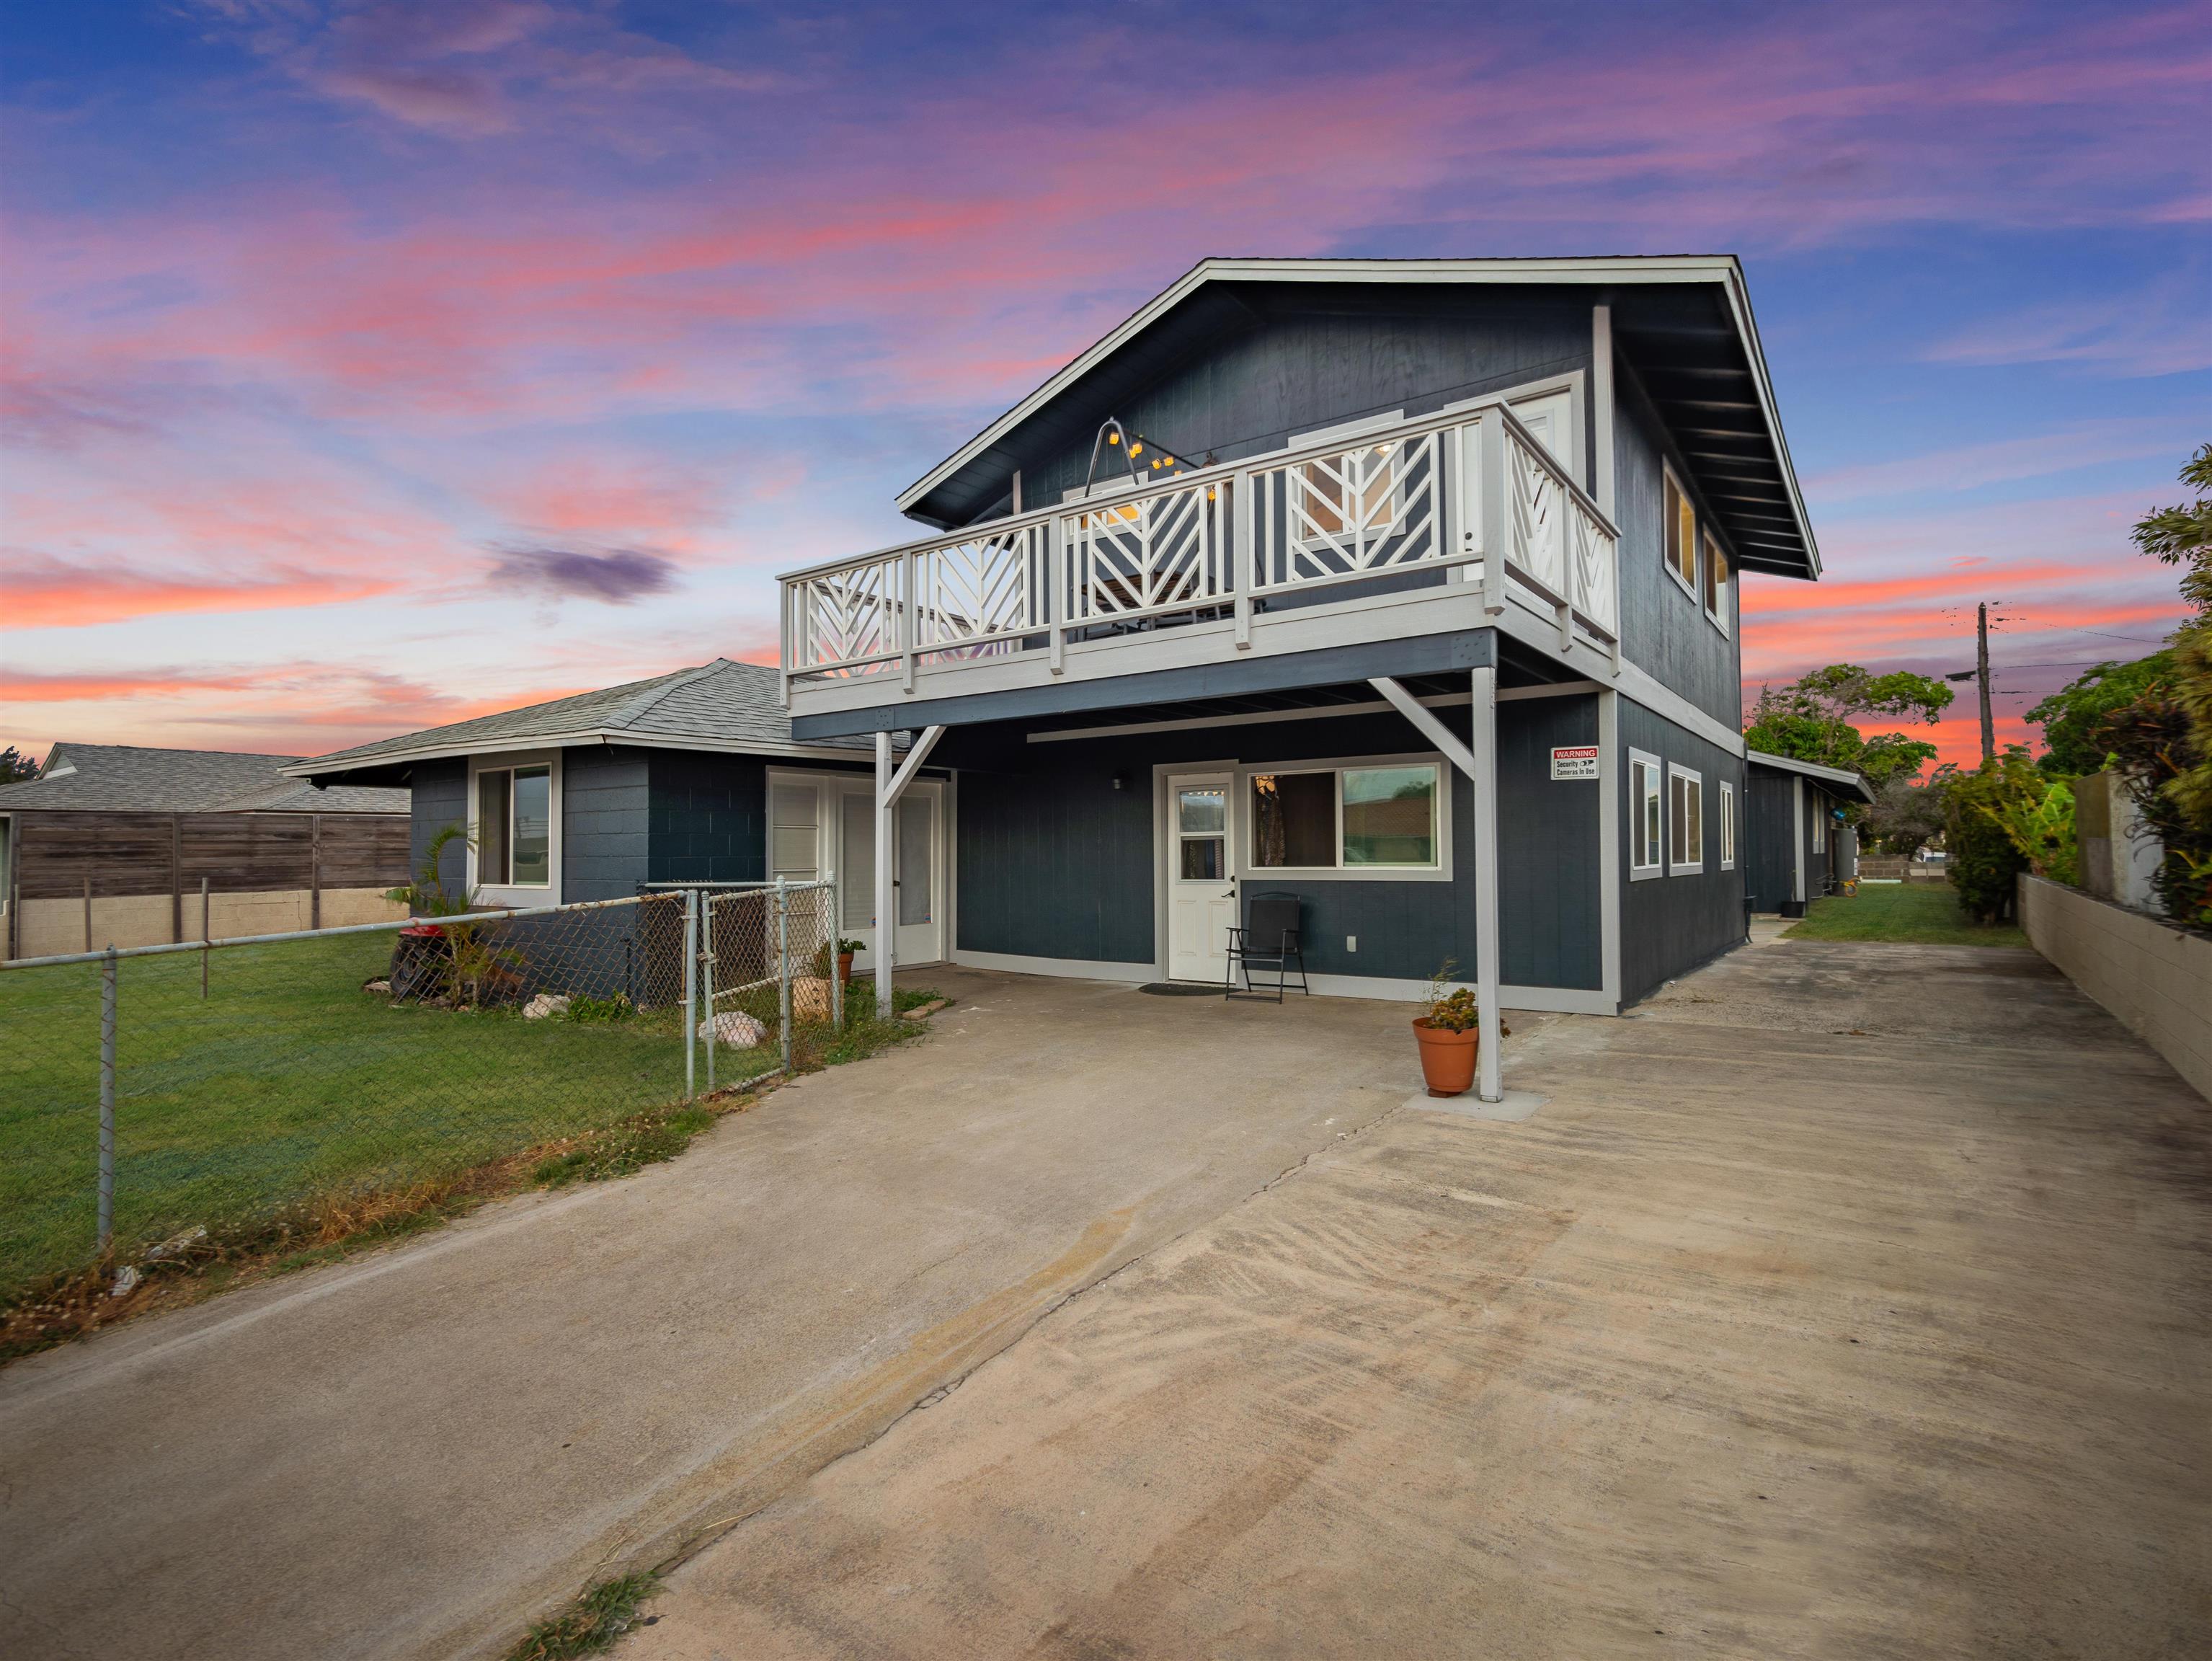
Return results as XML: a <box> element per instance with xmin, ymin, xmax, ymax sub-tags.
<box><xmin>897</xmin><ymin>797</ymin><xmax>932</xmax><ymax>925</ymax></box>
<box><xmin>1177</xmin><ymin>787</ymin><xmax>1225</xmax><ymax>836</ymax></box>
<box><xmin>770</xmin><ymin>783</ymin><xmax>819</xmax><ymax>880</ymax></box>
<box><xmin>840</xmin><ymin>793</ymin><xmax>874</xmax><ymax>929</ymax></box>
<box><xmin>477</xmin><ymin>771</ymin><xmax>511</xmax><ymax>885</ymax></box>
<box><xmin>1250</xmin><ymin>772</ymin><xmax>1335</xmax><ymax>867</ymax></box>
<box><xmin>510</xmin><ymin>766</ymin><xmax>551</xmax><ymax>885</ymax></box>
<box><xmin>1181</xmin><ymin>837</ymin><xmax>1224</xmax><ymax>881</ymax></box>
<box><xmin>1343</xmin><ymin>766</ymin><xmax>1437</xmax><ymax>866</ymax></box>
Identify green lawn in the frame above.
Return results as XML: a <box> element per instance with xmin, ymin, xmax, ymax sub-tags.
<box><xmin>1785</xmin><ymin>880</ymin><xmax>2027</xmax><ymax>948</ymax></box>
<box><xmin>0</xmin><ymin>931</ymin><xmax>786</xmax><ymax>1301</ymax></box>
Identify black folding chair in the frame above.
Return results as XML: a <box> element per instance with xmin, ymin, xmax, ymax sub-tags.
<box><xmin>1225</xmin><ymin>891</ymin><xmax>1310</xmax><ymax>1003</ymax></box>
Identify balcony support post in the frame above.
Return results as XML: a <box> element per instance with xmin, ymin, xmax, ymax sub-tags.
<box><xmin>1231</xmin><ymin>474</ymin><xmax>1252</xmax><ymax>650</ymax></box>
<box><xmin>1478</xmin><ymin>415</ymin><xmax>1507</xmax><ymax>618</ymax></box>
<box><xmin>874</xmin><ymin>724</ymin><xmax>944</xmax><ymax>1021</ymax></box>
<box><xmin>1049</xmin><ymin>518</ymin><xmax>1065</xmax><ymax>676</ymax></box>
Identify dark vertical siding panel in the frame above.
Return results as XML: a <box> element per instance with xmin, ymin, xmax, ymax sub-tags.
<box><xmin>1497</xmin><ymin>696</ymin><xmax>1602</xmax><ymax>989</ymax></box>
<box><xmin>1618</xmin><ymin>698</ymin><xmax>1746</xmax><ymax>1004</ymax></box>
<box><xmin>1611</xmin><ymin>360</ymin><xmax>1745</xmax><ymax>730</ymax></box>
<box><xmin>409</xmin><ymin>761</ymin><xmax>468</xmax><ymax>898</ymax></box>
<box><xmin>1744</xmin><ymin>770</ymin><xmax>1797</xmax><ymax>912</ymax></box>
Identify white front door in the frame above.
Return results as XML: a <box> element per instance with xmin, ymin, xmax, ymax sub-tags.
<box><xmin>1166</xmin><ymin>773</ymin><xmax>1237</xmax><ymax>983</ymax></box>
<box><xmin>836</xmin><ymin>780</ymin><xmax>944</xmax><ymax>969</ymax></box>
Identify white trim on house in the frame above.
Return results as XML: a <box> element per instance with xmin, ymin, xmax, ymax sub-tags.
<box><xmin>1597</xmin><ymin>688</ymin><xmax>1622</xmax><ymax>1006</ymax></box>
<box><xmin>1592</xmin><ymin>304</ymin><xmax>1615</xmax><ymax>515</ymax></box>
<box><xmin>467</xmin><ymin>749</ymin><xmax>561</xmax><ymax>907</ymax></box>
<box><xmin>1746</xmin><ymin>747</ymin><xmax>1874</xmax><ymax>802</ymax></box>
<box><xmin>942</xmin><ymin>952</ymin><xmax>1612</xmax><ymax>1014</ymax></box>
<box><xmin>1628</xmin><ymin>748</ymin><xmax>1663</xmax><ymax>882</ymax></box>
<box><xmin>285</xmin><ymin>730</ymin><xmax>883</xmax><ymax>779</ymax></box>
<box><xmin>1661</xmin><ymin>459</ymin><xmax>1700</xmax><ymax>603</ymax></box>
<box><xmin>895</xmin><ymin>255</ymin><xmax>1819</xmax><ymax>581</ymax></box>
<box><xmin>1023</xmin><ymin>678</ymin><xmax>1604</xmax><ymax>747</ymax></box>
<box><xmin>1719</xmin><ymin>778</ymin><xmax>1738</xmax><ymax>871</ymax></box>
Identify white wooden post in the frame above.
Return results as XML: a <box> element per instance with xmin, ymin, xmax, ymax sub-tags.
<box><xmin>1231</xmin><ymin>474</ymin><xmax>1253</xmax><ymax>650</ymax></box>
<box><xmin>874</xmin><ymin>730</ymin><xmax>895</xmax><ymax>1020</ymax></box>
<box><xmin>1478</xmin><ymin>415</ymin><xmax>1507</xmax><ymax>617</ymax></box>
<box><xmin>1470</xmin><ymin>664</ymin><xmax>1503</xmax><ymax>1102</ymax></box>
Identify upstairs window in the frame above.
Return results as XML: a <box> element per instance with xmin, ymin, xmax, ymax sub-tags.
<box><xmin>1630</xmin><ymin>750</ymin><xmax>1663</xmax><ymax>878</ymax></box>
<box><xmin>1669</xmin><ymin>765</ymin><xmax>1705</xmax><ymax>875</ymax></box>
<box><xmin>1663</xmin><ymin>468</ymin><xmax>1697</xmax><ymax>594</ymax></box>
<box><xmin>1702</xmin><ymin>531</ymin><xmax>1731</xmax><ymax>634</ymax></box>
<box><xmin>1719</xmin><ymin>780</ymin><xmax>1737</xmax><ymax>869</ymax></box>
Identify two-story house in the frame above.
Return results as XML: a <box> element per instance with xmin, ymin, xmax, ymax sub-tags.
<box><xmin>776</xmin><ymin>257</ymin><xmax>1821</xmax><ymax>1099</ymax></box>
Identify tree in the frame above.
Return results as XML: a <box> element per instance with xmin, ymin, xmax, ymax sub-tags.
<box><xmin>1863</xmin><ymin>766</ymin><xmax>1955</xmax><ymax>857</ymax></box>
<box><xmin>1743</xmin><ymin>663</ymin><xmax>1953</xmax><ymax>792</ymax></box>
<box><xmin>1943</xmin><ymin>750</ymin><xmax>2040</xmax><ymax>923</ymax></box>
<box><xmin>0</xmin><ymin>747</ymin><xmax>39</xmax><ymax>784</ymax></box>
<box><xmin>2132</xmin><ymin>443</ymin><xmax>2211</xmax><ymax>836</ymax></box>
<box><xmin>2025</xmin><ymin>652</ymin><xmax>2177</xmax><ymax>777</ymax></box>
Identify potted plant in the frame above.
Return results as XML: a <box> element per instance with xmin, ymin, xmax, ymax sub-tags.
<box><xmin>813</xmin><ymin>937</ymin><xmax>864</xmax><ymax>987</ymax></box>
<box><xmin>1411</xmin><ymin>961</ymin><xmax>1506</xmax><ymax>1097</ymax></box>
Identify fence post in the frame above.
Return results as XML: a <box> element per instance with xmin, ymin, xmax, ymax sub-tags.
<box><xmin>776</xmin><ymin>877</ymin><xmax>792</xmax><ymax>1074</ymax></box>
<box><xmin>703</xmin><ymin>892</ymin><xmax>716</xmax><ymax>1096</ymax></box>
<box><xmin>98</xmin><ymin>947</ymin><xmax>117</xmax><ymax>1256</ymax></box>
<box><xmin>829</xmin><ymin>874</ymin><xmax>843</xmax><ymax>1031</ymax></box>
<box><xmin>683</xmin><ymin>889</ymin><xmax>698</xmax><ymax>1102</ymax></box>
<box><xmin>84</xmin><ymin>874</ymin><xmax>92</xmax><ymax>954</ymax></box>
<box><xmin>200</xmin><ymin>876</ymin><xmax>210</xmax><ymax>999</ymax></box>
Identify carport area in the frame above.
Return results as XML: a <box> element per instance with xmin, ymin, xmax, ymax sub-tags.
<box><xmin>628</xmin><ymin>940</ymin><xmax>2211</xmax><ymax>1660</ymax></box>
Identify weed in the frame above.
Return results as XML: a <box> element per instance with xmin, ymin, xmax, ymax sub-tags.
<box><xmin>506</xmin><ymin>1572</ymin><xmax>659</xmax><ymax>1661</ymax></box>
<box><xmin>563</xmin><ymin>993</ymin><xmax>638</xmax><ymax>1024</ymax></box>
<box><xmin>532</xmin><ymin>1106</ymin><xmax>717</xmax><ymax>1188</ymax></box>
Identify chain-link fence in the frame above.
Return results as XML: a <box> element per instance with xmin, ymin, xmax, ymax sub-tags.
<box><xmin>0</xmin><ymin>882</ymin><xmax>840</xmax><ymax>1305</ymax></box>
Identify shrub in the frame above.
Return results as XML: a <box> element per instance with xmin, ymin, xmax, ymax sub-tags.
<box><xmin>1987</xmin><ymin>775</ymin><xmax>2079</xmax><ymax>887</ymax></box>
<box><xmin>1944</xmin><ymin>756</ymin><xmax>2038</xmax><ymax>922</ymax></box>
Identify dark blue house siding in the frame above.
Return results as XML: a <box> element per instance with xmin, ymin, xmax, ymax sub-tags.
<box><xmin>1620</xmin><ymin>697</ymin><xmax>1746</xmax><ymax>1006</ymax></box>
<box><xmin>1744</xmin><ymin>769</ymin><xmax>1798</xmax><ymax>913</ymax></box>
<box><xmin>1497</xmin><ymin>695</ymin><xmax>1603</xmax><ymax>991</ymax></box>
<box><xmin>949</xmin><ymin>697</ymin><xmax>1603</xmax><ymax>992</ymax></box>
<box><xmin>407</xmin><ymin>759</ymin><xmax>468</xmax><ymax>898</ymax></box>
<box><xmin>1018</xmin><ymin>294</ymin><xmax>1596</xmax><ymax>509</ymax></box>
<box><xmin>646</xmin><ymin>750</ymin><xmax>765</xmax><ymax>885</ymax></box>
<box><xmin>564</xmin><ymin>745</ymin><xmax>651</xmax><ymax>900</ymax></box>
<box><xmin>1611</xmin><ymin>358</ymin><xmax>1744</xmax><ymax>731</ymax></box>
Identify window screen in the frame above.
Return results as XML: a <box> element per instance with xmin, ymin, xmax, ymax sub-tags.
<box><xmin>510</xmin><ymin>767</ymin><xmax>551</xmax><ymax>885</ymax></box>
<box><xmin>1342</xmin><ymin>766</ymin><xmax>1436</xmax><ymax>866</ymax></box>
<box><xmin>477</xmin><ymin>770</ymin><xmax>511</xmax><ymax>885</ymax></box>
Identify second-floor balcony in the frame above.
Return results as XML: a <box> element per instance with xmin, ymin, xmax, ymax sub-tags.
<box><xmin>778</xmin><ymin>398</ymin><xmax>1619</xmax><ymax>717</ymax></box>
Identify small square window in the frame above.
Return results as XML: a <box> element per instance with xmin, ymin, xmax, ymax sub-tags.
<box><xmin>1629</xmin><ymin>751</ymin><xmax>1663</xmax><ymax>879</ymax></box>
<box><xmin>1719</xmin><ymin>781</ymin><xmax>1737</xmax><ymax>869</ymax></box>
<box><xmin>1668</xmin><ymin>766</ymin><xmax>1705</xmax><ymax>875</ymax></box>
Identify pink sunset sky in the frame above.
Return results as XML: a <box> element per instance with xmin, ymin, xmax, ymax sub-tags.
<box><xmin>4</xmin><ymin>0</ymin><xmax>2208</xmax><ymax>769</ymax></box>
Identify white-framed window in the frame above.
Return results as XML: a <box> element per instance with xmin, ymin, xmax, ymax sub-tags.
<box><xmin>1702</xmin><ymin>530</ymin><xmax>1731</xmax><ymax>635</ymax></box>
<box><xmin>1669</xmin><ymin>764</ymin><xmax>1705</xmax><ymax>875</ymax></box>
<box><xmin>769</xmin><ymin>777</ymin><xmax>822</xmax><ymax>880</ymax></box>
<box><xmin>1719</xmin><ymin>779</ymin><xmax>1737</xmax><ymax>870</ymax></box>
<box><xmin>1629</xmin><ymin>749</ymin><xmax>1663</xmax><ymax>880</ymax></box>
<box><xmin>1241</xmin><ymin>754</ymin><xmax>1447</xmax><ymax>879</ymax></box>
<box><xmin>468</xmin><ymin>753</ymin><xmax>559</xmax><ymax>902</ymax></box>
<box><xmin>1662</xmin><ymin>464</ymin><xmax>1698</xmax><ymax>598</ymax></box>
<box><xmin>1813</xmin><ymin>795</ymin><xmax>1826</xmax><ymax>852</ymax></box>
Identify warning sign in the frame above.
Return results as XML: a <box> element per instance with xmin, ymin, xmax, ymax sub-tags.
<box><xmin>1550</xmin><ymin>745</ymin><xmax>1599</xmax><ymax>781</ymax></box>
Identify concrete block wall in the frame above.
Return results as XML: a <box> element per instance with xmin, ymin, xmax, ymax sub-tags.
<box><xmin>2020</xmin><ymin>874</ymin><xmax>2211</xmax><ymax>1102</ymax></box>
<box><xmin>12</xmin><ymin>887</ymin><xmax>406</xmax><ymax>958</ymax></box>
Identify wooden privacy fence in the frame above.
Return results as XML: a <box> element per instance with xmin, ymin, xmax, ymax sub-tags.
<box><xmin>4</xmin><ymin>810</ymin><xmax>412</xmax><ymax>959</ymax></box>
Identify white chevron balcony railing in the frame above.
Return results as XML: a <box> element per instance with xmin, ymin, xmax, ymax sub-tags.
<box><xmin>779</xmin><ymin>400</ymin><xmax>1619</xmax><ymax>704</ymax></box>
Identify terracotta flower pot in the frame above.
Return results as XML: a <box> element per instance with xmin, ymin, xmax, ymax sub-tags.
<box><xmin>837</xmin><ymin>951</ymin><xmax>854</xmax><ymax>988</ymax></box>
<box><xmin>1411</xmin><ymin>1016</ymin><xmax>1478</xmax><ymax>1098</ymax></box>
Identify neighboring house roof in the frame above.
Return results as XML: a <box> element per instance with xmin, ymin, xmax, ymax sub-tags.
<box><xmin>287</xmin><ymin>658</ymin><xmax>877</xmax><ymax>781</ymax></box>
<box><xmin>0</xmin><ymin>743</ymin><xmax>409</xmax><ymax>814</ymax></box>
<box><xmin>1746</xmin><ymin>748</ymin><xmax>1875</xmax><ymax>804</ymax></box>
<box><xmin>897</xmin><ymin>255</ymin><xmax>1819</xmax><ymax>582</ymax></box>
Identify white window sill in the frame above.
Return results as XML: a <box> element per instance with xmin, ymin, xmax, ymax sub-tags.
<box><xmin>476</xmin><ymin>885</ymin><xmax>558</xmax><ymax>909</ymax></box>
<box><xmin>1245</xmin><ymin>865</ymin><xmax>1452</xmax><ymax>884</ymax></box>
<box><xmin>1630</xmin><ymin>864</ymin><xmax>1664</xmax><ymax>883</ymax></box>
<box><xmin>1667</xmin><ymin>861</ymin><xmax>1706</xmax><ymax>878</ymax></box>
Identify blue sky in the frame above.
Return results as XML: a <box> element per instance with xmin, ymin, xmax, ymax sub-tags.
<box><xmin>4</xmin><ymin>0</ymin><xmax>2206</xmax><ymax>763</ymax></box>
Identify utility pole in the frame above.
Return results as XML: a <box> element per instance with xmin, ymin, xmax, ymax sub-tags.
<box><xmin>1976</xmin><ymin>601</ymin><xmax>1995</xmax><ymax>765</ymax></box>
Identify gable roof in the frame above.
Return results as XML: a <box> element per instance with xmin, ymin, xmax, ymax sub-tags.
<box><xmin>1746</xmin><ymin>748</ymin><xmax>1875</xmax><ymax>803</ymax></box>
<box><xmin>0</xmin><ymin>743</ymin><xmax>409</xmax><ymax>814</ymax></box>
<box><xmin>286</xmin><ymin>658</ymin><xmax>874</xmax><ymax>782</ymax></box>
<box><xmin>897</xmin><ymin>255</ymin><xmax>1819</xmax><ymax>580</ymax></box>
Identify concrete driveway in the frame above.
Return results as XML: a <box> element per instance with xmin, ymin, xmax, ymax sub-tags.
<box><xmin>0</xmin><ymin>970</ymin><xmax>1421</xmax><ymax>1661</ymax></box>
<box><xmin>626</xmin><ymin>939</ymin><xmax>2211</xmax><ymax>1660</ymax></box>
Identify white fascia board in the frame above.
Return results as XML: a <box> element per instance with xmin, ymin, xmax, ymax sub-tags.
<box><xmin>1746</xmin><ymin>748</ymin><xmax>1873</xmax><ymax>800</ymax></box>
<box><xmin>282</xmin><ymin>730</ymin><xmax>879</xmax><ymax>778</ymax></box>
<box><xmin>894</xmin><ymin>256</ymin><xmax>1814</xmax><ymax>578</ymax></box>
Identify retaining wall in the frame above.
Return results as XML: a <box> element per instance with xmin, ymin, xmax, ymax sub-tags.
<box><xmin>2020</xmin><ymin>874</ymin><xmax>2211</xmax><ymax>1102</ymax></box>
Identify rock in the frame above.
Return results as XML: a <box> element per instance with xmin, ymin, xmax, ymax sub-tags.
<box><xmin>698</xmin><ymin>1010</ymin><xmax>768</xmax><ymax>1047</ymax></box>
<box><xmin>143</xmin><ymin>1225</ymin><xmax>208</xmax><ymax>1263</ymax></box>
<box><xmin>110</xmin><ymin>1264</ymin><xmax>141</xmax><ymax>1298</ymax></box>
<box><xmin>901</xmin><ymin>997</ymin><xmax>950</xmax><ymax>1022</ymax></box>
<box><xmin>363</xmin><ymin>979</ymin><xmax>392</xmax><ymax>996</ymax></box>
<box><xmin>523</xmin><ymin>993</ymin><xmax>572</xmax><ymax>1020</ymax></box>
